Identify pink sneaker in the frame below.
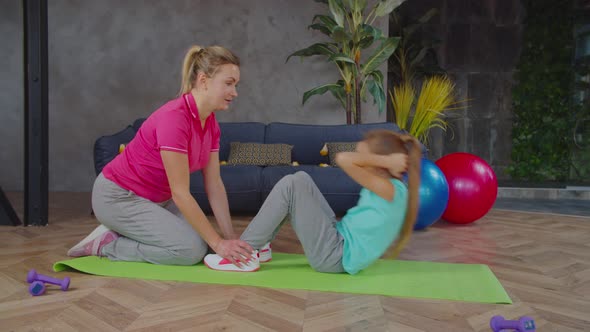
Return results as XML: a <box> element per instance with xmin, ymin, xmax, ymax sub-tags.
<box><xmin>259</xmin><ymin>242</ymin><xmax>272</xmax><ymax>263</ymax></box>
<box><xmin>67</xmin><ymin>225</ymin><xmax>119</xmax><ymax>257</ymax></box>
<box><xmin>204</xmin><ymin>251</ymin><xmax>260</xmax><ymax>272</ymax></box>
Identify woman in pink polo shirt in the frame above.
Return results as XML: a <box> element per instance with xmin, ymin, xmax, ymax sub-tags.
<box><xmin>67</xmin><ymin>45</ymin><xmax>254</xmax><ymax>267</ymax></box>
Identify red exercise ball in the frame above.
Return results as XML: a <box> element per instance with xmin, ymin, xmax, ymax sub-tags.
<box><xmin>435</xmin><ymin>153</ymin><xmax>498</xmax><ymax>224</ymax></box>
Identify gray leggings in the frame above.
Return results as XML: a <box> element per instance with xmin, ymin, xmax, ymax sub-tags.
<box><xmin>241</xmin><ymin>171</ymin><xmax>345</xmax><ymax>273</ymax></box>
<box><xmin>92</xmin><ymin>173</ymin><xmax>208</xmax><ymax>265</ymax></box>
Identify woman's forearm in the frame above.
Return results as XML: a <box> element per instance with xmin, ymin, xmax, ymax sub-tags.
<box><xmin>206</xmin><ymin>179</ymin><xmax>236</xmax><ymax>239</ymax></box>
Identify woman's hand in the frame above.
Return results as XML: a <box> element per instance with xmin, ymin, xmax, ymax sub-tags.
<box><xmin>212</xmin><ymin>239</ymin><xmax>255</xmax><ymax>267</ymax></box>
<box><xmin>387</xmin><ymin>153</ymin><xmax>408</xmax><ymax>177</ymax></box>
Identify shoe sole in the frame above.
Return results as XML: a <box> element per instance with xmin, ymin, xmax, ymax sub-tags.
<box><xmin>67</xmin><ymin>224</ymin><xmax>111</xmax><ymax>257</ymax></box>
<box><xmin>203</xmin><ymin>259</ymin><xmax>260</xmax><ymax>272</ymax></box>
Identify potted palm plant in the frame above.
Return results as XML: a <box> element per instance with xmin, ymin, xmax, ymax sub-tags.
<box><xmin>287</xmin><ymin>0</ymin><xmax>406</xmax><ymax>124</ymax></box>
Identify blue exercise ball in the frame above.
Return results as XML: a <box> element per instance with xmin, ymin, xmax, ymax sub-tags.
<box><xmin>413</xmin><ymin>158</ymin><xmax>449</xmax><ymax>230</ymax></box>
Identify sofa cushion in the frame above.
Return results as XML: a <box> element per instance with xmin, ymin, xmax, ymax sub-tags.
<box><xmin>219</xmin><ymin>122</ymin><xmax>266</xmax><ymax>161</ymax></box>
<box><xmin>326</xmin><ymin>142</ymin><xmax>357</xmax><ymax>166</ymax></box>
<box><xmin>93</xmin><ymin>126</ymin><xmax>137</xmax><ymax>175</ymax></box>
<box><xmin>190</xmin><ymin>165</ymin><xmax>262</xmax><ymax>193</ymax></box>
<box><xmin>190</xmin><ymin>165</ymin><xmax>262</xmax><ymax>213</ymax></box>
<box><xmin>308</xmin><ymin>166</ymin><xmax>363</xmax><ymax>214</ymax></box>
<box><xmin>264</xmin><ymin>122</ymin><xmax>407</xmax><ymax>165</ymax></box>
<box><xmin>227</xmin><ymin>142</ymin><xmax>293</xmax><ymax>166</ymax></box>
<box><xmin>308</xmin><ymin>166</ymin><xmax>362</xmax><ymax>194</ymax></box>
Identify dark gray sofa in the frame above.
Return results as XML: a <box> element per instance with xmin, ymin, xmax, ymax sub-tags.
<box><xmin>94</xmin><ymin>120</ymin><xmax>420</xmax><ymax>215</ymax></box>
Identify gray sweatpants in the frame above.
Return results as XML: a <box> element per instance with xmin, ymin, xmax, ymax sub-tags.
<box><xmin>240</xmin><ymin>171</ymin><xmax>345</xmax><ymax>273</ymax></box>
<box><xmin>91</xmin><ymin>173</ymin><xmax>208</xmax><ymax>265</ymax></box>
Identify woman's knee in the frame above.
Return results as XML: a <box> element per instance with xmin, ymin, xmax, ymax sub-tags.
<box><xmin>166</xmin><ymin>238</ymin><xmax>208</xmax><ymax>266</ymax></box>
<box><xmin>170</xmin><ymin>250</ymin><xmax>205</xmax><ymax>265</ymax></box>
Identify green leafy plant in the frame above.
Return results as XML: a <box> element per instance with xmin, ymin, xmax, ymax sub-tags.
<box><xmin>569</xmin><ymin>25</ymin><xmax>590</xmax><ymax>182</ymax></box>
<box><xmin>508</xmin><ymin>0</ymin><xmax>576</xmax><ymax>182</ymax></box>
<box><xmin>287</xmin><ymin>0</ymin><xmax>405</xmax><ymax>124</ymax></box>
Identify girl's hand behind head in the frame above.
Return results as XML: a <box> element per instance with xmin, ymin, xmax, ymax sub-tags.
<box><xmin>387</xmin><ymin>153</ymin><xmax>408</xmax><ymax>178</ymax></box>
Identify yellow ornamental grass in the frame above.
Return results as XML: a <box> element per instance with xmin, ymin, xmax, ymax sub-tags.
<box><xmin>389</xmin><ymin>82</ymin><xmax>415</xmax><ymax>131</ymax></box>
<box><xmin>391</xmin><ymin>76</ymin><xmax>464</xmax><ymax>145</ymax></box>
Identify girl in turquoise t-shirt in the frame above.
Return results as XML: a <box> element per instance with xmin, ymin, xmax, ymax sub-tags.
<box><xmin>204</xmin><ymin>130</ymin><xmax>421</xmax><ymax>274</ymax></box>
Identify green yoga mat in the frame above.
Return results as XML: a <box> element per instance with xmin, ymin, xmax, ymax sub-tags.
<box><xmin>54</xmin><ymin>253</ymin><xmax>511</xmax><ymax>304</ymax></box>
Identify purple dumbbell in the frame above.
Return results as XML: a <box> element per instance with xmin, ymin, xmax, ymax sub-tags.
<box><xmin>28</xmin><ymin>281</ymin><xmax>46</xmax><ymax>296</ymax></box>
<box><xmin>490</xmin><ymin>315</ymin><xmax>536</xmax><ymax>332</ymax></box>
<box><xmin>26</xmin><ymin>269</ymin><xmax>70</xmax><ymax>291</ymax></box>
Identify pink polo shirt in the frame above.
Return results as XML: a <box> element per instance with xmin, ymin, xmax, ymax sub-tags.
<box><xmin>102</xmin><ymin>93</ymin><xmax>220</xmax><ymax>202</ymax></box>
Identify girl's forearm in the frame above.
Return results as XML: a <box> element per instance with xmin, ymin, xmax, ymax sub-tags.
<box><xmin>336</xmin><ymin>152</ymin><xmax>389</xmax><ymax>169</ymax></box>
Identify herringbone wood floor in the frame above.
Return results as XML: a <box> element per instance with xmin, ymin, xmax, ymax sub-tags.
<box><xmin>1</xmin><ymin>193</ymin><xmax>589</xmax><ymax>331</ymax></box>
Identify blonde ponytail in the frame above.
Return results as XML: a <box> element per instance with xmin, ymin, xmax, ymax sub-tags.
<box><xmin>179</xmin><ymin>45</ymin><xmax>203</xmax><ymax>96</ymax></box>
<box><xmin>386</xmin><ymin>135</ymin><xmax>421</xmax><ymax>259</ymax></box>
<box><xmin>178</xmin><ymin>45</ymin><xmax>241</xmax><ymax>96</ymax></box>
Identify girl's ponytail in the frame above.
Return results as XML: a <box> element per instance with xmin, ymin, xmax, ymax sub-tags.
<box><xmin>386</xmin><ymin>135</ymin><xmax>421</xmax><ymax>259</ymax></box>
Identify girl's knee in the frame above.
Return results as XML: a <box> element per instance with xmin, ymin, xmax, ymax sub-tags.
<box><xmin>277</xmin><ymin>173</ymin><xmax>296</xmax><ymax>188</ymax></box>
<box><xmin>280</xmin><ymin>172</ymin><xmax>310</xmax><ymax>184</ymax></box>
<box><xmin>294</xmin><ymin>171</ymin><xmax>312</xmax><ymax>182</ymax></box>
<box><xmin>292</xmin><ymin>171</ymin><xmax>315</xmax><ymax>190</ymax></box>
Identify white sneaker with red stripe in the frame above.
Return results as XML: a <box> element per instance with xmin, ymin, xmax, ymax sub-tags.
<box><xmin>204</xmin><ymin>251</ymin><xmax>260</xmax><ymax>272</ymax></box>
<box><xmin>259</xmin><ymin>242</ymin><xmax>272</xmax><ymax>263</ymax></box>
